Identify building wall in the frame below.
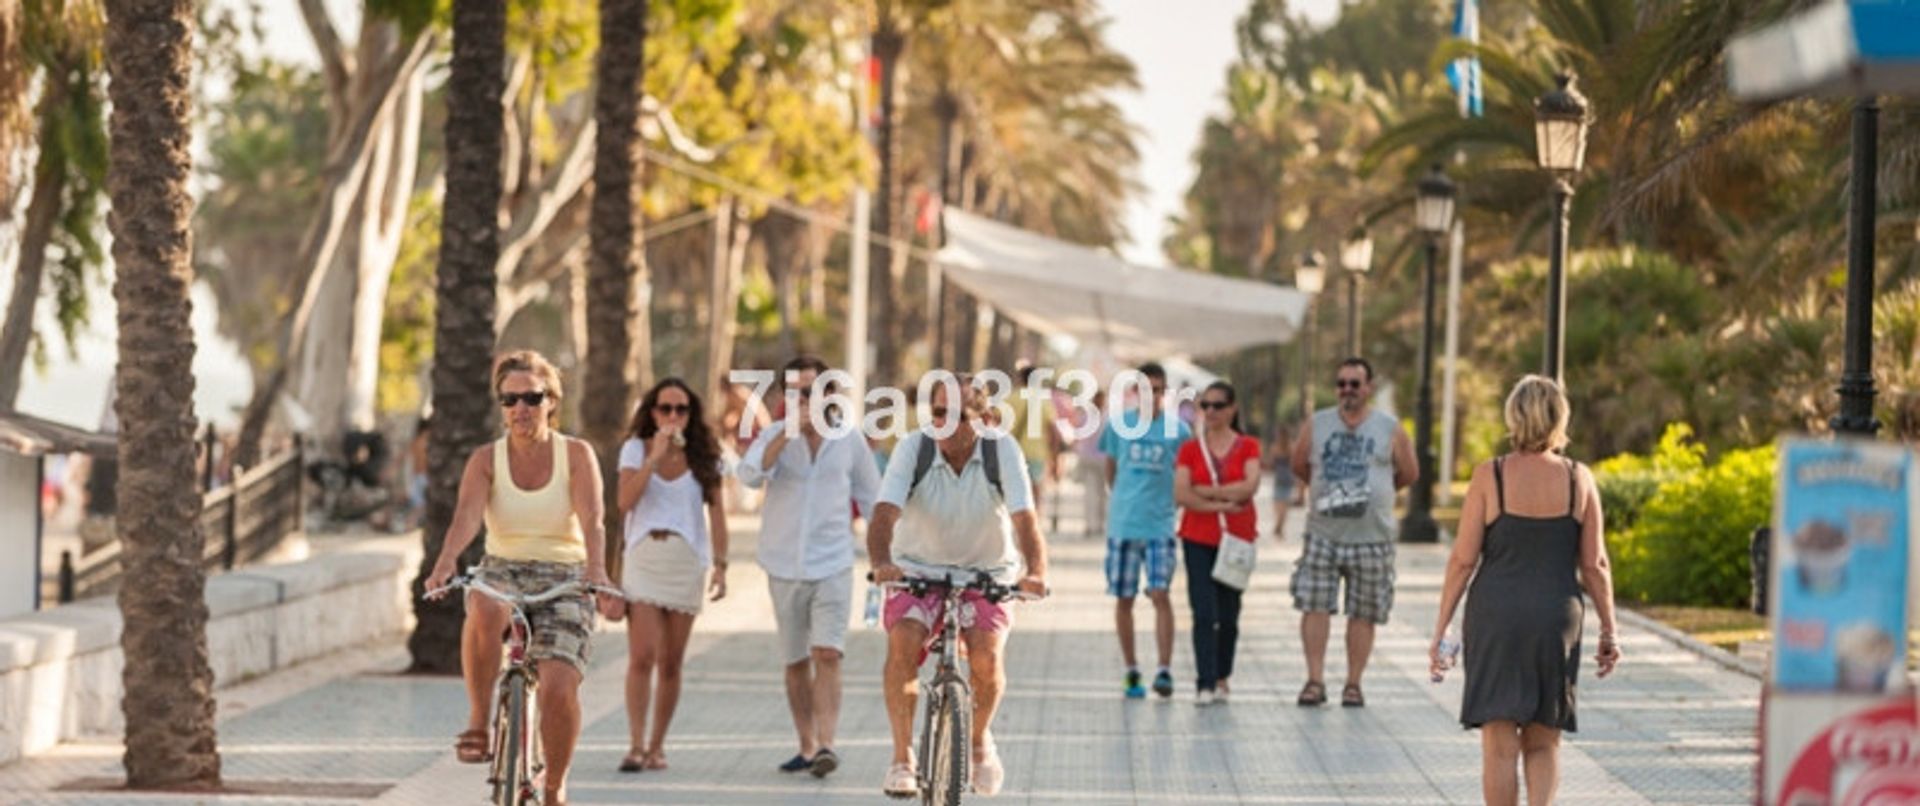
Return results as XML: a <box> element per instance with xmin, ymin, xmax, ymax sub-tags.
<box><xmin>0</xmin><ymin>452</ymin><xmax>40</xmax><ymax>619</ymax></box>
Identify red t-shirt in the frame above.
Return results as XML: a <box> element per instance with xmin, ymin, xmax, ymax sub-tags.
<box><xmin>1177</xmin><ymin>435</ymin><xmax>1261</xmax><ymax>545</ymax></box>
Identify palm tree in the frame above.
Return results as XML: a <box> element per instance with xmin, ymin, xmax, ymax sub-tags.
<box><xmin>869</xmin><ymin>2</ymin><xmax>913</xmax><ymax>383</ymax></box>
<box><xmin>409</xmin><ymin>0</ymin><xmax>506</xmax><ymax>674</ymax></box>
<box><xmin>584</xmin><ymin>0</ymin><xmax>647</xmax><ymax>575</ymax></box>
<box><xmin>0</xmin><ymin>0</ymin><xmax>106</xmax><ymax>410</ymax></box>
<box><xmin>102</xmin><ymin>0</ymin><xmax>220</xmax><ymax>787</ymax></box>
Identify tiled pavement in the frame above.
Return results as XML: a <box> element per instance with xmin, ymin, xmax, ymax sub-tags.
<box><xmin>2</xmin><ymin>482</ymin><xmax>1758</xmax><ymax>804</ymax></box>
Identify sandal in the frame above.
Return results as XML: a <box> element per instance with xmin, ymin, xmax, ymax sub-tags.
<box><xmin>643</xmin><ymin>749</ymin><xmax>669</xmax><ymax>770</ymax></box>
<box><xmin>1342</xmin><ymin>683</ymin><xmax>1366</xmax><ymax>708</ymax></box>
<box><xmin>454</xmin><ymin>729</ymin><xmax>491</xmax><ymax>764</ymax></box>
<box><xmin>1296</xmin><ymin>680</ymin><xmax>1327</xmax><ymax>707</ymax></box>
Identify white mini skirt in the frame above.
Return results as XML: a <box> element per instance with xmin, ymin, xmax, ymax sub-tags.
<box><xmin>622</xmin><ymin>533</ymin><xmax>706</xmax><ymax>615</ymax></box>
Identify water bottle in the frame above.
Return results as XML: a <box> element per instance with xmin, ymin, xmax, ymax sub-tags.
<box><xmin>1432</xmin><ymin>632</ymin><xmax>1462</xmax><ymax>683</ymax></box>
<box><xmin>863</xmin><ymin>582</ymin><xmax>883</xmax><ymax>628</ymax></box>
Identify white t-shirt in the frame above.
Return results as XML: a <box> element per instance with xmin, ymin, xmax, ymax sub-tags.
<box><xmin>619</xmin><ymin>438</ymin><xmax>718</xmax><ymax>567</ymax></box>
<box><xmin>876</xmin><ymin>430</ymin><xmax>1033</xmax><ymax>581</ymax></box>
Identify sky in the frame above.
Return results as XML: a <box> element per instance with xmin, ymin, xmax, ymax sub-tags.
<box><xmin>7</xmin><ymin>0</ymin><xmax>1346</xmax><ymax>429</ymax></box>
<box><xmin>1103</xmin><ymin>0</ymin><xmax>1343</xmax><ymax>265</ymax></box>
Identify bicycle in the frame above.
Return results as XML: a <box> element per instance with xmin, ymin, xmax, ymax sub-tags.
<box><xmin>425</xmin><ymin>572</ymin><xmax>621</xmax><ymax>806</ymax></box>
<box><xmin>879</xmin><ymin>572</ymin><xmax>1041</xmax><ymax>806</ymax></box>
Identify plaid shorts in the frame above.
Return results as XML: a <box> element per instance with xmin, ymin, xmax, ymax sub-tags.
<box><xmin>1289</xmin><ymin>537</ymin><xmax>1396</xmax><ymax>624</ymax></box>
<box><xmin>1106</xmin><ymin>537</ymin><xmax>1177</xmax><ymax>598</ymax></box>
<box><xmin>476</xmin><ymin>557</ymin><xmax>598</xmax><ymax>673</ymax></box>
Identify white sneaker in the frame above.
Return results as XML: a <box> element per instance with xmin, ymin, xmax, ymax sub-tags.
<box><xmin>883</xmin><ymin>762</ymin><xmax>918</xmax><ymax>799</ymax></box>
<box><xmin>1215</xmin><ymin>685</ymin><xmax>1230</xmax><ymax>705</ymax></box>
<box><xmin>972</xmin><ymin>745</ymin><xmax>1004</xmax><ymax>796</ymax></box>
<box><xmin>1195</xmin><ymin>689</ymin><xmax>1219</xmax><ymax>707</ymax></box>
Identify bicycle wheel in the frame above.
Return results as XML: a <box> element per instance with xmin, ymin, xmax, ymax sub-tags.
<box><xmin>922</xmin><ymin>677</ymin><xmax>971</xmax><ymax>806</ymax></box>
<box><xmin>493</xmin><ymin>672</ymin><xmax>532</xmax><ymax>806</ymax></box>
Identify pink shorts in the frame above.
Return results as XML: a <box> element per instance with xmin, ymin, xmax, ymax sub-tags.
<box><xmin>882</xmin><ymin>588</ymin><xmax>1012</xmax><ymax>634</ymax></box>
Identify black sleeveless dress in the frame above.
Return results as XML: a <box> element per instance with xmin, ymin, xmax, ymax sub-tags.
<box><xmin>1460</xmin><ymin>457</ymin><xmax>1584</xmax><ymax>731</ymax></box>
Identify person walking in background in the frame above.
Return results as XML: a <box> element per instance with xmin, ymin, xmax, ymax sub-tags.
<box><xmin>1173</xmin><ymin>381</ymin><xmax>1262</xmax><ymax>706</ymax></box>
<box><xmin>1290</xmin><ymin>357</ymin><xmax>1416</xmax><ymax>708</ymax></box>
<box><xmin>1268</xmin><ymin>422</ymin><xmax>1297</xmax><ymax>536</ymax></box>
<box><xmin>1073</xmin><ymin>389</ymin><xmax>1109</xmax><ymax>539</ymax></box>
<box><xmin>616</xmin><ymin>378</ymin><xmax>730</xmax><ymax>773</ymax></box>
<box><xmin>1101</xmin><ymin>362</ymin><xmax>1189</xmax><ymax>699</ymax></box>
<box><xmin>1011</xmin><ymin>364</ymin><xmax>1056</xmax><ymax>521</ymax></box>
<box><xmin>736</xmin><ymin>356</ymin><xmax>881</xmax><ymax>779</ymax></box>
<box><xmin>422</xmin><ymin>351</ymin><xmax>620</xmax><ymax>806</ymax></box>
<box><xmin>1430</xmin><ymin>374</ymin><xmax>1621</xmax><ymax>806</ymax></box>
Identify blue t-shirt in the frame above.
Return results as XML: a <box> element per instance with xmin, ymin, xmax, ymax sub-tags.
<box><xmin>1099</xmin><ymin>410</ymin><xmax>1190</xmax><ymax>541</ymax></box>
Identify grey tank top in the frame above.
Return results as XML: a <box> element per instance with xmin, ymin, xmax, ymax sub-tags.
<box><xmin>1305</xmin><ymin>407</ymin><xmax>1399</xmax><ymax>545</ymax></box>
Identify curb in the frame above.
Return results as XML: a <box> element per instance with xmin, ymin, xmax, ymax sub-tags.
<box><xmin>1618</xmin><ymin>606</ymin><xmax>1764</xmax><ymax>681</ymax></box>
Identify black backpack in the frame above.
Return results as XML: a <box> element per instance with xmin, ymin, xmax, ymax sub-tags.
<box><xmin>908</xmin><ymin>431</ymin><xmax>1004</xmax><ymax>502</ymax></box>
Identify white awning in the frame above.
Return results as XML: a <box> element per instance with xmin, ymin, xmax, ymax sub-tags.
<box><xmin>936</xmin><ymin>210</ymin><xmax>1311</xmax><ymax>362</ymax></box>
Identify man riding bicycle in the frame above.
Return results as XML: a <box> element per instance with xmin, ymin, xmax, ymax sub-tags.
<box><xmin>868</xmin><ymin>374</ymin><xmax>1050</xmax><ymax>798</ymax></box>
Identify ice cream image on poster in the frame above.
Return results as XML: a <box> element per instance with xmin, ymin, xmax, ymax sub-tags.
<box><xmin>1792</xmin><ymin>519</ymin><xmax>1849</xmax><ymax>595</ymax></box>
<box><xmin>1832</xmin><ymin>624</ymin><xmax>1897</xmax><ymax>693</ymax></box>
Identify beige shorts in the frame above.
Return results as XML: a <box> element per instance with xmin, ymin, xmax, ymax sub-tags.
<box><xmin>767</xmin><ymin>573</ymin><xmax>854</xmax><ymax>665</ymax></box>
<box><xmin>622</xmin><ymin>534</ymin><xmax>707</xmax><ymax>615</ymax></box>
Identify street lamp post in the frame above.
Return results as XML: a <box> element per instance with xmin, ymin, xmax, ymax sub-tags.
<box><xmin>1832</xmin><ymin>96</ymin><xmax>1881</xmax><ymax>437</ymax></box>
<box><xmin>1339</xmin><ymin>227</ymin><xmax>1373</xmax><ymax>357</ymax></box>
<box><xmin>1403</xmin><ymin>165</ymin><xmax>1455</xmax><ymax>544</ymax></box>
<box><xmin>1533</xmin><ymin>72</ymin><xmax>1591</xmax><ymax>384</ymax></box>
<box><xmin>1296</xmin><ymin>250</ymin><xmax>1326</xmax><ymax>426</ymax></box>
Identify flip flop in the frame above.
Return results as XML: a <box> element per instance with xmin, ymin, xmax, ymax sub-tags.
<box><xmin>619</xmin><ymin>752</ymin><xmax>647</xmax><ymax>773</ymax></box>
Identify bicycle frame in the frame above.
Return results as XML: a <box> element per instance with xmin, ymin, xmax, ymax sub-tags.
<box><xmin>426</xmin><ymin>573</ymin><xmax>618</xmax><ymax>806</ymax></box>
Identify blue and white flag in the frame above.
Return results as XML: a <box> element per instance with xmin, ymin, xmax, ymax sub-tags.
<box><xmin>1445</xmin><ymin>0</ymin><xmax>1483</xmax><ymax>118</ymax></box>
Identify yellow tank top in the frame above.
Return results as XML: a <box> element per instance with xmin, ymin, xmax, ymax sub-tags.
<box><xmin>484</xmin><ymin>435</ymin><xmax>587</xmax><ymax>564</ymax></box>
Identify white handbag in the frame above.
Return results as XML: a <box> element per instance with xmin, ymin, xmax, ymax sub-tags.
<box><xmin>1202</xmin><ymin>430</ymin><xmax>1257</xmax><ymax>591</ymax></box>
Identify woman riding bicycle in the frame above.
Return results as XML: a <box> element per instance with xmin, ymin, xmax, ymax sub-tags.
<box><xmin>424</xmin><ymin>350</ymin><xmax>620</xmax><ymax>806</ymax></box>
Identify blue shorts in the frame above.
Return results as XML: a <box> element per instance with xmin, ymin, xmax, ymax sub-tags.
<box><xmin>1106</xmin><ymin>537</ymin><xmax>1176</xmax><ymax>598</ymax></box>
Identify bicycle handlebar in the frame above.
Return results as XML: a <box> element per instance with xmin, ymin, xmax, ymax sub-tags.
<box><xmin>867</xmin><ymin>571</ymin><xmax>1047</xmax><ymax>603</ymax></box>
<box><xmin>424</xmin><ymin>574</ymin><xmax>623</xmax><ymax>605</ymax></box>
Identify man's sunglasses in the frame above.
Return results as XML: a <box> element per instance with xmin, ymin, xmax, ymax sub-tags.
<box><xmin>499</xmin><ymin>391</ymin><xmax>550</xmax><ymax>408</ymax></box>
<box><xmin>655</xmin><ymin>404</ymin><xmax>692</xmax><ymax>416</ymax></box>
<box><xmin>1335</xmin><ymin>379</ymin><xmax>1366</xmax><ymax>390</ymax></box>
<box><xmin>1199</xmin><ymin>400</ymin><xmax>1232</xmax><ymax>411</ymax></box>
<box><xmin>930</xmin><ymin>406</ymin><xmax>964</xmax><ymax>421</ymax></box>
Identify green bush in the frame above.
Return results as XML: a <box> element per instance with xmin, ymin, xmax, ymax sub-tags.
<box><xmin>1600</xmin><ymin>431</ymin><xmax>1774</xmax><ymax>606</ymax></box>
<box><xmin>1593</xmin><ymin>423</ymin><xmax>1705</xmax><ymax>533</ymax></box>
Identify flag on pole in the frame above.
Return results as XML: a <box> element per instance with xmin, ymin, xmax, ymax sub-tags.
<box><xmin>1445</xmin><ymin>0</ymin><xmax>1483</xmax><ymax>118</ymax></box>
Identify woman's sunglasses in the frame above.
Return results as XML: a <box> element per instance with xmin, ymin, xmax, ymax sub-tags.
<box><xmin>654</xmin><ymin>403</ymin><xmax>692</xmax><ymax>416</ymax></box>
<box><xmin>1199</xmin><ymin>400</ymin><xmax>1233</xmax><ymax>411</ymax></box>
<box><xmin>499</xmin><ymin>391</ymin><xmax>549</xmax><ymax>408</ymax></box>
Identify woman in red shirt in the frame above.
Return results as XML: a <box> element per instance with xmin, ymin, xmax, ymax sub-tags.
<box><xmin>1174</xmin><ymin>381</ymin><xmax>1263</xmax><ymax>706</ymax></box>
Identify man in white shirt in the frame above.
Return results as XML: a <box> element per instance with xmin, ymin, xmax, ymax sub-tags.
<box><xmin>737</xmin><ymin>356</ymin><xmax>881</xmax><ymax>779</ymax></box>
<box><xmin>869</xmin><ymin>375</ymin><xmax>1049</xmax><ymax>798</ymax></box>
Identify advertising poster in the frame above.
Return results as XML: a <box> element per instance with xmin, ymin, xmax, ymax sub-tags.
<box><xmin>1771</xmin><ymin>440</ymin><xmax>1914</xmax><ymax>694</ymax></box>
<box><xmin>1763</xmin><ymin>438</ymin><xmax>1920</xmax><ymax>805</ymax></box>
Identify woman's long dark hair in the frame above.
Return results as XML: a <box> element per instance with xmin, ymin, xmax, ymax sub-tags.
<box><xmin>1203</xmin><ymin>381</ymin><xmax>1243</xmax><ymax>434</ymax></box>
<box><xmin>628</xmin><ymin>378</ymin><xmax>723</xmax><ymax>503</ymax></box>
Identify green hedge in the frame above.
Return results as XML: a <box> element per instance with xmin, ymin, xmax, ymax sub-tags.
<box><xmin>1594</xmin><ymin>424</ymin><xmax>1775</xmax><ymax>607</ymax></box>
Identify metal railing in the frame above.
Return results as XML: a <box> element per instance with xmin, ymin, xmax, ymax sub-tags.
<box><xmin>56</xmin><ymin>443</ymin><xmax>304</xmax><ymax>604</ymax></box>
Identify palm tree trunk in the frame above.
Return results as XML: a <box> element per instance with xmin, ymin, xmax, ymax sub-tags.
<box><xmin>409</xmin><ymin>0</ymin><xmax>505</xmax><ymax>674</ymax></box>
<box><xmin>103</xmin><ymin>0</ymin><xmax>221</xmax><ymax>788</ymax></box>
<box><xmin>585</xmin><ymin>0</ymin><xmax>648</xmax><ymax>577</ymax></box>
<box><xmin>0</xmin><ymin>78</ymin><xmax>69</xmax><ymax>410</ymax></box>
<box><xmin>870</xmin><ymin>22</ymin><xmax>906</xmax><ymax>384</ymax></box>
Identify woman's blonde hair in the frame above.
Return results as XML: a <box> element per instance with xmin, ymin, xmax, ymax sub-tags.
<box><xmin>493</xmin><ymin>350</ymin><xmax>564</xmax><ymax>427</ymax></box>
<box><xmin>1504</xmin><ymin>374</ymin><xmax>1569</xmax><ymax>453</ymax></box>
